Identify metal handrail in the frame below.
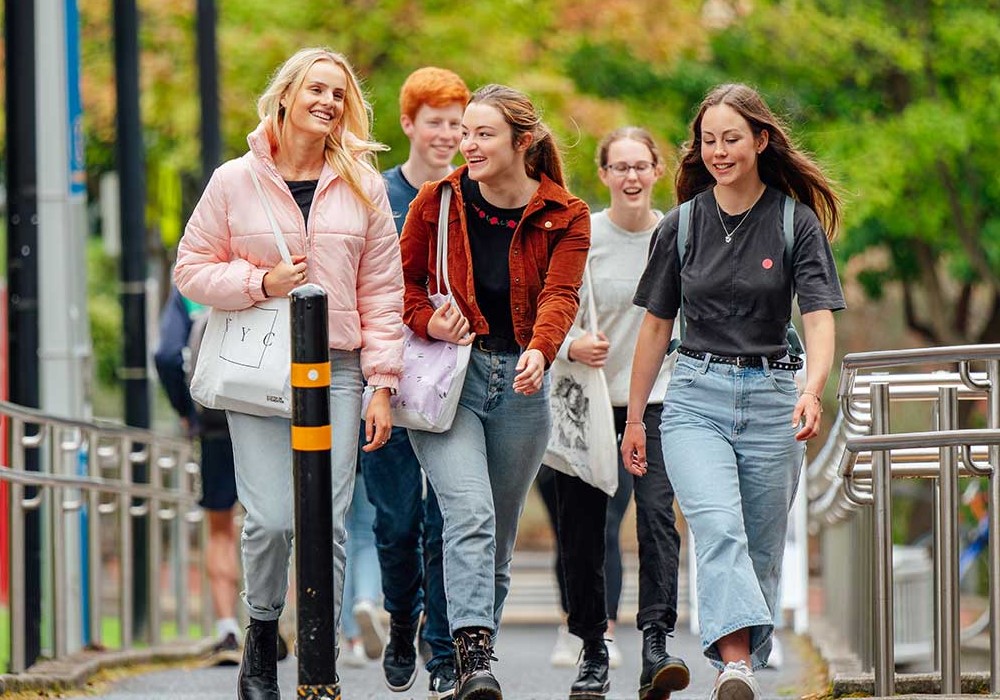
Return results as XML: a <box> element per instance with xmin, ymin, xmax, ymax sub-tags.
<box><xmin>0</xmin><ymin>400</ymin><xmax>211</xmax><ymax>673</ymax></box>
<box><xmin>808</xmin><ymin>346</ymin><xmax>1000</xmax><ymax>696</ymax></box>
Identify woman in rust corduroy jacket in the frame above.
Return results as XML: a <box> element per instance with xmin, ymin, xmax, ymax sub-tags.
<box><xmin>399</xmin><ymin>84</ymin><xmax>589</xmax><ymax>699</ymax></box>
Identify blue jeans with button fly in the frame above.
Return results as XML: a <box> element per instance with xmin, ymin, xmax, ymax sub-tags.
<box><xmin>661</xmin><ymin>353</ymin><xmax>803</xmax><ymax>670</ymax></box>
<box><xmin>408</xmin><ymin>346</ymin><xmax>550</xmax><ymax>635</ymax></box>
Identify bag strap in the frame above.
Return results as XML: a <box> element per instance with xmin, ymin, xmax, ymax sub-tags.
<box><xmin>667</xmin><ymin>200</ymin><xmax>693</xmax><ymax>355</ymax></box>
<box><xmin>248</xmin><ymin>164</ymin><xmax>293</xmax><ymax>266</ymax></box>
<box><xmin>435</xmin><ymin>185</ymin><xmax>454</xmax><ymax>297</ymax></box>
<box><xmin>582</xmin><ymin>261</ymin><xmax>599</xmax><ymax>335</ymax></box>
<box><xmin>782</xmin><ymin>194</ymin><xmax>805</xmax><ymax>356</ymax></box>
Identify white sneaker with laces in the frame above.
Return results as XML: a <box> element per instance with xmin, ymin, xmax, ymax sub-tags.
<box><xmin>711</xmin><ymin>660</ymin><xmax>761</xmax><ymax>700</ymax></box>
<box><xmin>549</xmin><ymin>624</ymin><xmax>582</xmax><ymax>668</ymax></box>
<box><xmin>605</xmin><ymin>637</ymin><xmax>623</xmax><ymax>669</ymax></box>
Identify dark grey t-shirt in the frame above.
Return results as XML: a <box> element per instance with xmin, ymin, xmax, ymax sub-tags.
<box><xmin>633</xmin><ymin>186</ymin><xmax>845</xmax><ymax>357</ymax></box>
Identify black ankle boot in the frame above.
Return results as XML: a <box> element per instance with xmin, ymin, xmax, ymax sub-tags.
<box><xmin>569</xmin><ymin>637</ymin><xmax>610</xmax><ymax>699</ymax></box>
<box><xmin>383</xmin><ymin>616</ymin><xmax>418</xmax><ymax>691</ymax></box>
<box><xmin>638</xmin><ymin>625</ymin><xmax>689</xmax><ymax>700</ymax></box>
<box><xmin>238</xmin><ymin>618</ymin><xmax>280</xmax><ymax>700</ymax></box>
<box><xmin>454</xmin><ymin>627</ymin><xmax>502</xmax><ymax>700</ymax></box>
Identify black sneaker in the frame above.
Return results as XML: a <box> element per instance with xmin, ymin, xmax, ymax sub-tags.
<box><xmin>428</xmin><ymin>657</ymin><xmax>458</xmax><ymax>699</ymax></box>
<box><xmin>208</xmin><ymin>632</ymin><xmax>241</xmax><ymax>667</ymax></box>
<box><xmin>383</xmin><ymin>616</ymin><xmax>419</xmax><ymax>691</ymax></box>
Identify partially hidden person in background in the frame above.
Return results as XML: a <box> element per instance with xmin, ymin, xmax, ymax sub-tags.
<box><xmin>363</xmin><ymin>66</ymin><xmax>470</xmax><ymax>700</ymax></box>
<box><xmin>541</xmin><ymin>126</ymin><xmax>690</xmax><ymax>700</ymax></box>
<box><xmin>623</xmin><ymin>83</ymin><xmax>844</xmax><ymax>700</ymax></box>
<box><xmin>174</xmin><ymin>47</ymin><xmax>404</xmax><ymax>700</ymax></box>
<box><xmin>400</xmin><ymin>83</ymin><xmax>590</xmax><ymax>700</ymax></box>
<box><xmin>154</xmin><ymin>284</ymin><xmax>242</xmax><ymax>667</ymax></box>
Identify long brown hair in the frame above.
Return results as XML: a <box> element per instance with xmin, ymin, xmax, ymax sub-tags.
<box><xmin>675</xmin><ymin>83</ymin><xmax>840</xmax><ymax>240</ymax></box>
<box><xmin>469</xmin><ymin>84</ymin><xmax>565</xmax><ymax>187</ymax></box>
<box><xmin>257</xmin><ymin>47</ymin><xmax>388</xmax><ymax>211</ymax></box>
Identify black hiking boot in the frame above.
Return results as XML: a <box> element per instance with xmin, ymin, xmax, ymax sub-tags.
<box><xmin>454</xmin><ymin>627</ymin><xmax>502</xmax><ymax>700</ymax></box>
<box><xmin>569</xmin><ymin>637</ymin><xmax>610</xmax><ymax>699</ymax></box>
<box><xmin>238</xmin><ymin>618</ymin><xmax>279</xmax><ymax>700</ymax></box>
<box><xmin>638</xmin><ymin>624</ymin><xmax>689</xmax><ymax>700</ymax></box>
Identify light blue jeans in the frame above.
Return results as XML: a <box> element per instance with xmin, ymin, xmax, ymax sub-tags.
<box><xmin>408</xmin><ymin>347</ymin><xmax>550</xmax><ymax>634</ymax></box>
<box><xmin>661</xmin><ymin>353</ymin><xmax>803</xmax><ymax>670</ymax></box>
<box><xmin>227</xmin><ymin>349</ymin><xmax>363</xmax><ymax>639</ymax></box>
<box><xmin>342</xmin><ymin>475</ymin><xmax>382</xmax><ymax>639</ymax></box>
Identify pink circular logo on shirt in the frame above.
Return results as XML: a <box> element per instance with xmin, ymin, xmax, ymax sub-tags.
<box><xmin>762</xmin><ymin>258</ymin><xmax>774</xmax><ymax>270</ymax></box>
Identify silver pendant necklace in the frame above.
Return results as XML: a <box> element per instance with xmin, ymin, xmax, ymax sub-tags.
<box><xmin>716</xmin><ymin>188</ymin><xmax>765</xmax><ymax>244</ymax></box>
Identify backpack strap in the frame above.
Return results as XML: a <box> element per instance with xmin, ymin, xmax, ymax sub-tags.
<box><xmin>667</xmin><ymin>201</ymin><xmax>693</xmax><ymax>355</ymax></box>
<box><xmin>782</xmin><ymin>195</ymin><xmax>805</xmax><ymax>356</ymax></box>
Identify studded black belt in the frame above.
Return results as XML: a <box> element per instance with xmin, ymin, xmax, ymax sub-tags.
<box><xmin>474</xmin><ymin>335</ymin><xmax>521</xmax><ymax>354</ymax></box>
<box><xmin>677</xmin><ymin>346</ymin><xmax>803</xmax><ymax>371</ymax></box>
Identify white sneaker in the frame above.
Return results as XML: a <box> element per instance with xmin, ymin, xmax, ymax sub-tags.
<box><xmin>549</xmin><ymin>624</ymin><xmax>582</xmax><ymax>668</ymax></box>
<box><xmin>605</xmin><ymin>638</ymin><xmax>623</xmax><ymax>669</ymax></box>
<box><xmin>767</xmin><ymin>635</ymin><xmax>783</xmax><ymax>670</ymax></box>
<box><xmin>342</xmin><ymin>639</ymin><xmax>367</xmax><ymax>668</ymax></box>
<box><xmin>711</xmin><ymin>660</ymin><xmax>761</xmax><ymax>700</ymax></box>
<box><xmin>353</xmin><ymin>599</ymin><xmax>387</xmax><ymax>660</ymax></box>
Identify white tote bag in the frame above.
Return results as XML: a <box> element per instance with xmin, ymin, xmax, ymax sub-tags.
<box><xmin>362</xmin><ymin>185</ymin><xmax>472</xmax><ymax>432</ymax></box>
<box><xmin>189</xmin><ymin>165</ymin><xmax>294</xmax><ymax>418</ymax></box>
<box><xmin>543</xmin><ymin>264</ymin><xmax>618</xmax><ymax>495</ymax></box>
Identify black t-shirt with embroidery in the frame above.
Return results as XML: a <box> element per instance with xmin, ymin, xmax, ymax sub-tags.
<box><xmin>461</xmin><ymin>172</ymin><xmax>524</xmax><ymax>343</ymax></box>
<box><xmin>633</xmin><ymin>186</ymin><xmax>845</xmax><ymax>357</ymax></box>
<box><xmin>286</xmin><ymin>179</ymin><xmax>319</xmax><ymax>228</ymax></box>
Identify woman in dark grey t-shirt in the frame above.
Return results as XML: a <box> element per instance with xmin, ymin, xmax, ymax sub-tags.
<box><xmin>622</xmin><ymin>83</ymin><xmax>844</xmax><ymax>699</ymax></box>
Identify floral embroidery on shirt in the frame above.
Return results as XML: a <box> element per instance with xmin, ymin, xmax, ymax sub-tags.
<box><xmin>471</xmin><ymin>201</ymin><xmax>520</xmax><ymax>230</ymax></box>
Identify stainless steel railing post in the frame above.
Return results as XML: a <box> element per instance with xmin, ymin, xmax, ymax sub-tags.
<box><xmin>987</xmin><ymin>359</ymin><xmax>1000</xmax><ymax>692</ymax></box>
<box><xmin>937</xmin><ymin>386</ymin><xmax>961</xmax><ymax>692</ymax></box>
<box><xmin>870</xmin><ymin>381</ymin><xmax>895</xmax><ymax>696</ymax></box>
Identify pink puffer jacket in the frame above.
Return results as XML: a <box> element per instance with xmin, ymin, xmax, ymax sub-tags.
<box><xmin>174</xmin><ymin>122</ymin><xmax>403</xmax><ymax>390</ymax></box>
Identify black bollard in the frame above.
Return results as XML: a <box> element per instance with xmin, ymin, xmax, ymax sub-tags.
<box><xmin>290</xmin><ymin>284</ymin><xmax>340</xmax><ymax>700</ymax></box>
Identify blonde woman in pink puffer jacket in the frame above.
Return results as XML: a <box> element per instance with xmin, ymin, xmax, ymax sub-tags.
<box><xmin>174</xmin><ymin>47</ymin><xmax>402</xmax><ymax>700</ymax></box>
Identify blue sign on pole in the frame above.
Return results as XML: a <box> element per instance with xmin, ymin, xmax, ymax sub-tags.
<box><xmin>65</xmin><ymin>0</ymin><xmax>85</xmax><ymax>196</ymax></box>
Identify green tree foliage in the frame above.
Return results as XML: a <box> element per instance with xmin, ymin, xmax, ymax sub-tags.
<box><xmin>698</xmin><ymin>0</ymin><xmax>1000</xmax><ymax>345</ymax></box>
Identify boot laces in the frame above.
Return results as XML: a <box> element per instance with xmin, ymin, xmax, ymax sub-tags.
<box><xmin>578</xmin><ymin>639</ymin><xmax>608</xmax><ymax>675</ymax></box>
<box><xmin>646</xmin><ymin>627</ymin><xmax>667</xmax><ymax>658</ymax></box>
<box><xmin>458</xmin><ymin>630</ymin><xmax>497</xmax><ymax>674</ymax></box>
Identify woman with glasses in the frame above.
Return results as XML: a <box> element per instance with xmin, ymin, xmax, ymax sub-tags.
<box><xmin>624</xmin><ymin>84</ymin><xmax>843</xmax><ymax>699</ymax></box>
<box><xmin>542</xmin><ymin>126</ymin><xmax>690</xmax><ymax>700</ymax></box>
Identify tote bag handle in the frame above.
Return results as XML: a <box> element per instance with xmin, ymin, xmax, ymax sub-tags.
<box><xmin>434</xmin><ymin>185</ymin><xmax>454</xmax><ymax>297</ymax></box>
<box><xmin>248</xmin><ymin>164</ymin><xmax>294</xmax><ymax>266</ymax></box>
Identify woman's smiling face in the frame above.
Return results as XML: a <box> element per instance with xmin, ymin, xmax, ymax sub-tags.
<box><xmin>599</xmin><ymin>137</ymin><xmax>662</xmax><ymax>211</ymax></box>
<box><xmin>700</xmin><ymin>103</ymin><xmax>767</xmax><ymax>190</ymax></box>
<box><xmin>460</xmin><ymin>102</ymin><xmax>526</xmax><ymax>185</ymax></box>
<box><xmin>283</xmin><ymin>59</ymin><xmax>347</xmax><ymax>140</ymax></box>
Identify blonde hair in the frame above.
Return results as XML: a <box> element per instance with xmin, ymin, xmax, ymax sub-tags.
<box><xmin>257</xmin><ymin>47</ymin><xmax>388</xmax><ymax>210</ymax></box>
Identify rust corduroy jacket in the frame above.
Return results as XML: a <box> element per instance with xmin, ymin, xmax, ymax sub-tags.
<box><xmin>400</xmin><ymin>166</ymin><xmax>591</xmax><ymax>365</ymax></box>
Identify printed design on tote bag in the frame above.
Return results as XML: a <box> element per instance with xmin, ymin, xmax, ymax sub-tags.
<box><xmin>550</xmin><ymin>374</ymin><xmax>589</xmax><ymax>454</ymax></box>
<box><xmin>217</xmin><ymin>305</ymin><xmax>281</xmax><ymax>369</ymax></box>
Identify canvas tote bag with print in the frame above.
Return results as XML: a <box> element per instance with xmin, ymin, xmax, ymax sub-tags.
<box><xmin>189</xmin><ymin>164</ymin><xmax>294</xmax><ymax>418</ymax></box>
<box><xmin>543</xmin><ymin>264</ymin><xmax>618</xmax><ymax>496</ymax></box>
<box><xmin>363</xmin><ymin>185</ymin><xmax>471</xmax><ymax>433</ymax></box>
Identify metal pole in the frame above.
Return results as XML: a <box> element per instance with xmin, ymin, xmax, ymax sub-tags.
<box><xmin>196</xmin><ymin>0</ymin><xmax>222</xmax><ymax>184</ymax></box>
<box><xmin>5</xmin><ymin>0</ymin><xmax>43</xmax><ymax>671</ymax></box>
<box><xmin>937</xmin><ymin>387</ymin><xmax>961</xmax><ymax>692</ymax></box>
<box><xmin>871</xmin><ymin>381</ymin><xmax>895</xmax><ymax>696</ymax></box>
<box><xmin>290</xmin><ymin>285</ymin><xmax>340</xmax><ymax>700</ymax></box>
<box><xmin>986</xmin><ymin>359</ymin><xmax>1000</xmax><ymax>692</ymax></box>
<box><xmin>113</xmin><ymin>0</ymin><xmax>151</xmax><ymax>639</ymax></box>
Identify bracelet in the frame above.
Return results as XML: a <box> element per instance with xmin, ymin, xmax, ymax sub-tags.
<box><xmin>625</xmin><ymin>420</ymin><xmax>645</xmax><ymax>429</ymax></box>
<box><xmin>802</xmin><ymin>390</ymin><xmax>822</xmax><ymax>402</ymax></box>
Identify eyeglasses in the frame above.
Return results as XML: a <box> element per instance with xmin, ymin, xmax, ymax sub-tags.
<box><xmin>604</xmin><ymin>161</ymin><xmax>655</xmax><ymax>176</ymax></box>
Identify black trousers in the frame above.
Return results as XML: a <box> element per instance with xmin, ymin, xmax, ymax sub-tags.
<box><xmin>538</xmin><ymin>403</ymin><xmax>681</xmax><ymax>640</ymax></box>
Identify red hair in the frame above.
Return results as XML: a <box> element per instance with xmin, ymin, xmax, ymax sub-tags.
<box><xmin>399</xmin><ymin>67</ymin><xmax>470</xmax><ymax>121</ymax></box>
